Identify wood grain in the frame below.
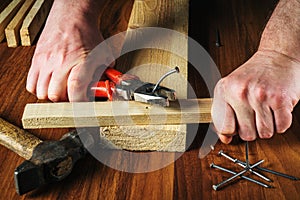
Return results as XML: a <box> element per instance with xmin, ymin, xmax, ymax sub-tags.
<box><xmin>0</xmin><ymin>0</ymin><xmax>25</xmax><ymax>42</ymax></box>
<box><xmin>101</xmin><ymin>0</ymin><xmax>190</xmax><ymax>152</ymax></box>
<box><xmin>0</xmin><ymin>117</ymin><xmax>41</xmax><ymax>160</ymax></box>
<box><xmin>5</xmin><ymin>0</ymin><xmax>36</xmax><ymax>47</ymax></box>
<box><xmin>20</xmin><ymin>0</ymin><xmax>53</xmax><ymax>46</ymax></box>
<box><xmin>2</xmin><ymin>0</ymin><xmax>300</xmax><ymax>199</ymax></box>
<box><xmin>21</xmin><ymin>99</ymin><xmax>212</xmax><ymax>128</ymax></box>
<box><xmin>100</xmin><ymin>125</ymin><xmax>187</xmax><ymax>152</ymax></box>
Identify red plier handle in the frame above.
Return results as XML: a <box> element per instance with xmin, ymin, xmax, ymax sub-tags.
<box><xmin>90</xmin><ymin>68</ymin><xmax>124</xmax><ymax>100</ymax></box>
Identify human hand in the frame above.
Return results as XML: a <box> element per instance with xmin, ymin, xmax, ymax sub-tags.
<box><xmin>26</xmin><ymin>0</ymin><xmax>114</xmax><ymax>102</ymax></box>
<box><xmin>212</xmin><ymin>50</ymin><xmax>300</xmax><ymax>143</ymax></box>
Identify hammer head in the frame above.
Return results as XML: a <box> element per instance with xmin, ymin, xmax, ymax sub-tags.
<box><xmin>14</xmin><ymin>131</ymin><xmax>87</xmax><ymax>195</ymax></box>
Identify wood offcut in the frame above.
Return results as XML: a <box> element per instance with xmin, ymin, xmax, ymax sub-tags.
<box><xmin>5</xmin><ymin>0</ymin><xmax>36</xmax><ymax>47</ymax></box>
<box><xmin>22</xmin><ymin>98</ymin><xmax>213</xmax><ymax>129</ymax></box>
<box><xmin>0</xmin><ymin>0</ymin><xmax>25</xmax><ymax>42</ymax></box>
<box><xmin>20</xmin><ymin>0</ymin><xmax>54</xmax><ymax>46</ymax></box>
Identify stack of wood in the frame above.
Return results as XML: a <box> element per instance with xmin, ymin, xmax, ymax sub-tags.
<box><xmin>0</xmin><ymin>0</ymin><xmax>53</xmax><ymax>47</ymax></box>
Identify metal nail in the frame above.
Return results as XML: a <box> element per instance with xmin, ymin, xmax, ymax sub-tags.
<box><xmin>212</xmin><ymin>168</ymin><xmax>248</xmax><ymax>191</ymax></box>
<box><xmin>219</xmin><ymin>150</ymin><xmax>272</xmax><ymax>182</ymax></box>
<box><xmin>211</xmin><ymin>160</ymin><xmax>265</xmax><ymax>190</ymax></box>
<box><xmin>235</xmin><ymin>158</ymin><xmax>299</xmax><ymax>180</ymax></box>
<box><xmin>215</xmin><ymin>29</ymin><xmax>221</xmax><ymax>47</ymax></box>
<box><xmin>255</xmin><ymin>166</ymin><xmax>299</xmax><ymax>181</ymax></box>
<box><xmin>210</xmin><ymin>163</ymin><xmax>272</xmax><ymax>189</ymax></box>
<box><xmin>152</xmin><ymin>67</ymin><xmax>179</xmax><ymax>93</ymax></box>
<box><xmin>245</xmin><ymin>141</ymin><xmax>250</xmax><ymax>168</ymax></box>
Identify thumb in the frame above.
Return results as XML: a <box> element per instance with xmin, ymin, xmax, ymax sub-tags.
<box><xmin>68</xmin><ymin>41</ymin><xmax>115</xmax><ymax>102</ymax></box>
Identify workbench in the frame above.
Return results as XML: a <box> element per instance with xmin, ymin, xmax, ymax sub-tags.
<box><xmin>1</xmin><ymin>0</ymin><xmax>300</xmax><ymax>199</ymax></box>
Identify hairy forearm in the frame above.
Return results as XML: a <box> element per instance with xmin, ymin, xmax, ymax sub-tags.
<box><xmin>259</xmin><ymin>0</ymin><xmax>300</xmax><ymax>62</ymax></box>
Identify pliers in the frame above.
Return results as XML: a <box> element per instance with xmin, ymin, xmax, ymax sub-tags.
<box><xmin>90</xmin><ymin>67</ymin><xmax>178</xmax><ymax>107</ymax></box>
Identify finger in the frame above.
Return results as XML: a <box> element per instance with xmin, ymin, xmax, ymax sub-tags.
<box><xmin>218</xmin><ymin>134</ymin><xmax>233</xmax><ymax>144</ymax></box>
<box><xmin>68</xmin><ymin>63</ymin><xmax>108</xmax><ymax>102</ymax></box>
<box><xmin>211</xmin><ymin>92</ymin><xmax>236</xmax><ymax>135</ymax></box>
<box><xmin>232</xmin><ymin>105</ymin><xmax>257</xmax><ymax>141</ymax></box>
<box><xmin>273</xmin><ymin>107</ymin><xmax>293</xmax><ymax>133</ymax></box>
<box><xmin>254</xmin><ymin>105</ymin><xmax>274</xmax><ymax>139</ymax></box>
<box><xmin>48</xmin><ymin>70</ymin><xmax>69</xmax><ymax>102</ymax></box>
<box><xmin>26</xmin><ymin>67</ymin><xmax>39</xmax><ymax>95</ymax></box>
<box><xmin>247</xmin><ymin>83</ymin><xmax>275</xmax><ymax>139</ymax></box>
<box><xmin>68</xmin><ymin>44</ymin><xmax>115</xmax><ymax>102</ymax></box>
<box><xmin>36</xmin><ymin>70</ymin><xmax>52</xmax><ymax>100</ymax></box>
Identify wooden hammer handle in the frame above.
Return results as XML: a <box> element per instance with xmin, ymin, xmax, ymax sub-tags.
<box><xmin>0</xmin><ymin>118</ymin><xmax>42</xmax><ymax>160</ymax></box>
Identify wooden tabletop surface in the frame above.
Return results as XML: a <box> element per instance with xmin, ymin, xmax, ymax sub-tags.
<box><xmin>1</xmin><ymin>0</ymin><xmax>300</xmax><ymax>199</ymax></box>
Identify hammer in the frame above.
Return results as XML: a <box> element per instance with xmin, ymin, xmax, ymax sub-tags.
<box><xmin>0</xmin><ymin>117</ymin><xmax>88</xmax><ymax>195</ymax></box>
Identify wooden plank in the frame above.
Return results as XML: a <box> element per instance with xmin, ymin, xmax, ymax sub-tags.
<box><xmin>21</xmin><ymin>98</ymin><xmax>212</xmax><ymax>129</ymax></box>
<box><xmin>5</xmin><ymin>0</ymin><xmax>36</xmax><ymax>47</ymax></box>
<box><xmin>0</xmin><ymin>0</ymin><xmax>25</xmax><ymax>42</ymax></box>
<box><xmin>99</xmin><ymin>125</ymin><xmax>187</xmax><ymax>152</ymax></box>
<box><xmin>103</xmin><ymin>0</ymin><xmax>189</xmax><ymax>152</ymax></box>
<box><xmin>20</xmin><ymin>0</ymin><xmax>53</xmax><ymax>46</ymax></box>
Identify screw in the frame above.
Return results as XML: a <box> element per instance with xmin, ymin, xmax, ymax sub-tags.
<box><xmin>210</xmin><ymin>163</ymin><xmax>272</xmax><ymax>189</ymax></box>
<box><xmin>219</xmin><ymin>150</ymin><xmax>272</xmax><ymax>182</ymax></box>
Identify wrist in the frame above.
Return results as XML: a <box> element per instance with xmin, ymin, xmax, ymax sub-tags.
<box><xmin>253</xmin><ymin>48</ymin><xmax>300</xmax><ymax>67</ymax></box>
<box><xmin>51</xmin><ymin>0</ymin><xmax>104</xmax><ymax>23</ymax></box>
<box><xmin>258</xmin><ymin>0</ymin><xmax>300</xmax><ymax>62</ymax></box>
<box><xmin>256</xmin><ymin>49</ymin><xmax>300</xmax><ymax>66</ymax></box>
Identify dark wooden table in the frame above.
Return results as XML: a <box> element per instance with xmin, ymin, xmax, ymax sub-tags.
<box><xmin>1</xmin><ymin>0</ymin><xmax>300</xmax><ymax>199</ymax></box>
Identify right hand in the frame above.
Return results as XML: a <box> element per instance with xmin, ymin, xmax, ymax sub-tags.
<box><xmin>212</xmin><ymin>50</ymin><xmax>300</xmax><ymax>143</ymax></box>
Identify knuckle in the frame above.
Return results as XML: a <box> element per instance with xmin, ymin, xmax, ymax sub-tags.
<box><xmin>270</xmin><ymin>88</ymin><xmax>289</xmax><ymax>109</ymax></box>
<box><xmin>68</xmin><ymin>79</ymin><xmax>86</xmax><ymax>91</ymax></box>
<box><xmin>231</xmin><ymin>82</ymin><xmax>248</xmax><ymax>100</ymax></box>
<box><xmin>254</xmin><ymin>85</ymin><xmax>267</xmax><ymax>103</ymax></box>
<box><xmin>219</xmin><ymin>77</ymin><xmax>248</xmax><ymax>100</ymax></box>
<box><xmin>274</xmin><ymin>95</ymin><xmax>285</xmax><ymax>107</ymax></box>
<box><xmin>235</xmin><ymin>86</ymin><xmax>248</xmax><ymax>100</ymax></box>
<box><xmin>214</xmin><ymin>78</ymin><xmax>226</xmax><ymax>94</ymax></box>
